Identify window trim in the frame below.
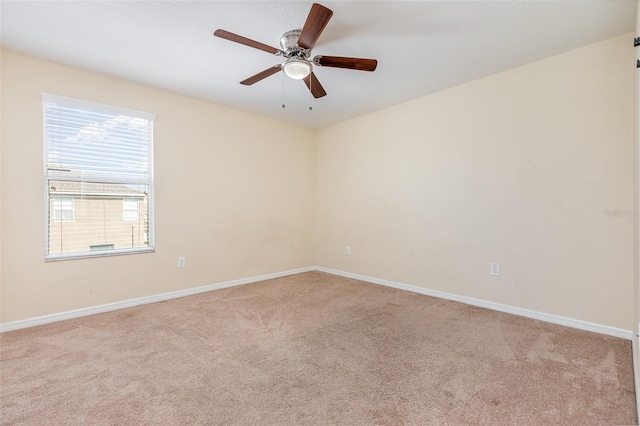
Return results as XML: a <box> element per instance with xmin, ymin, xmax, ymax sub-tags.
<box><xmin>42</xmin><ymin>93</ymin><xmax>155</xmax><ymax>122</ymax></box>
<box><xmin>42</xmin><ymin>93</ymin><xmax>155</xmax><ymax>261</ymax></box>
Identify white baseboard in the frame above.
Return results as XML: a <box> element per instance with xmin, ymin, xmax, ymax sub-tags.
<box><xmin>1</xmin><ymin>265</ymin><xmax>634</xmax><ymax>341</ymax></box>
<box><xmin>316</xmin><ymin>266</ymin><xmax>634</xmax><ymax>340</ymax></box>
<box><xmin>0</xmin><ymin>266</ymin><xmax>315</xmax><ymax>333</ymax></box>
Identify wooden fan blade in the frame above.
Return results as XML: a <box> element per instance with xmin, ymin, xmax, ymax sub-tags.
<box><xmin>297</xmin><ymin>3</ymin><xmax>333</xmax><ymax>50</ymax></box>
<box><xmin>240</xmin><ymin>65</ymin><xmax>282</xmax><ymax>85</ymax></box>
<box><xmin>214</xmin><ymin>29</ymin><xmax>282</xmax><ymax>55</ymax></box>
<box><xmin>315</xmin><ymin>56</ymin><xmax>377</xmax><ymax>71</ymax></box>
<box><xmin>303</xmin><ymin>72</ymin><xmax>327</xmax><ymax>98</ymax></box>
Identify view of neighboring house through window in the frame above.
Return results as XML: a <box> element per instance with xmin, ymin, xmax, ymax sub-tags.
<box><xmin>123</xmin><ymin>198</ymin><xmax>139</xmax><ymax>221</ymax></box>
<box><xmin>53</xmin><ymin>197</ymin><xmax>74</xmax><ymax>222</ymax></box>
<box><xmin>43</xmin><ymin>93</ymin><xmax>155</xmax><ymax>259</ymax></box>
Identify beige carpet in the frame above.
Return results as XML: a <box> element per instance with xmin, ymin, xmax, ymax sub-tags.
<box><xmin>0</xmin><ymin>271</ymin><xmax>636</xmax><ymax>425</ymax></box>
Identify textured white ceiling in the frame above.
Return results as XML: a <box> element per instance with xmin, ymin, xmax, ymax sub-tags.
<box><xmin>1</xmin><ymin>1</ymin><xmax>636</xmax><ymax>129</ymax></box>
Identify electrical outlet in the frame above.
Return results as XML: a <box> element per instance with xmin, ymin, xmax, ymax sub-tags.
<box><xmin>490</xmin><ymin>263</ymin><xmax>500</xmax><ymax>276</ymax></box>
<box><xmin>346</xmin><ymin>246</ymin><xmax>351</xmax><ymax>256</ymax></box>
<box><xmin>178</xmin><ymin>256</ymin><xmax>186</xmax><ymax>268</ymax></box>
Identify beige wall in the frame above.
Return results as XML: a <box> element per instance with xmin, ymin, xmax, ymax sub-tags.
<box><xmin>316</xmin><ymin>33</ymin><xmax>635</xmax><ymax>330</ymax></box>
<box><xmin>0</xmin><ymin>51</ymin><xmax>2</xmax><ymax>324</ymax></box>
<box><xmin>0</xmin><ymin>50</ymin><xmax>316</xmax><ymax>322</ymax></box>
<box><xmin>634</xmin><ymin>4</ymin><xmax>640</xmax><ymax>367</ymax></box>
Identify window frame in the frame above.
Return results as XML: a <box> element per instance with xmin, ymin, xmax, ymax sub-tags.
<box><xmin>42</xmin><ymin>93</ymin><xmax>155</xmax><ymax>261</ymax></box>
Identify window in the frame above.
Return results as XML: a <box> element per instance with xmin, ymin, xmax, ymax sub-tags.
<box><xmin>123</xmin><ymin>198</ymin><xmax>139</xmax><ymax>221</ymax></box>
<box><xmin>43</xmin><ymin>93</ymin><xmax>155</xmax><ymax>260</ymax></box>
<box><xmin>53</xmin><ymin>197</ymin><xmax>74</xmax><ymax>222</ymax></box>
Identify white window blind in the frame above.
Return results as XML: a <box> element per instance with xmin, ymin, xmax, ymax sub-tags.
<box><xmin>43</xmin><ymin>93</ymin><xmax>155</xmax><ymax>260</ymax></box>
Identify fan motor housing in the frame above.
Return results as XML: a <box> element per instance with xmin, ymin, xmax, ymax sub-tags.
<box><xmin>280</xmin><ymin>29</ymin><xmax>309</xmax><ymax>58</ymax></box>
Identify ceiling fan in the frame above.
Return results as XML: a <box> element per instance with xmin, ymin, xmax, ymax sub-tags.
<box><xmin>213</xmin><ymin>3</ymin><xmax>377</xmax><ymax>99</ymax></box>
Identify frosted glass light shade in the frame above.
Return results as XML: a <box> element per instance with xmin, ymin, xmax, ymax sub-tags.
<box><xmin>283</xmin><ymin>59</ymin><xmax>311</xmax><ymax>80</ymax></box>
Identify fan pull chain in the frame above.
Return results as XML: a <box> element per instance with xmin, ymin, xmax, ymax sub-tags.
<box><xmin>281</xmin><ymin>74</ymin><xmax>286</xmax><ymax>108</ymax></box>
<box><xmin>308</xmin><ymin>74</ymin><xmax>313</xmax><ymax>111</ymax></box>
<box><xmin>280</xmin><ymin>73</ymin><xmax>313</xmax><ymax>111</ymax></box>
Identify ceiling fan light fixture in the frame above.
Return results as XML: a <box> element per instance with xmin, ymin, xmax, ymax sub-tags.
<box><xmin>283</xmin><ymin>59</ymin><xmax>311</xmax><ymax>80</ymax></box>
